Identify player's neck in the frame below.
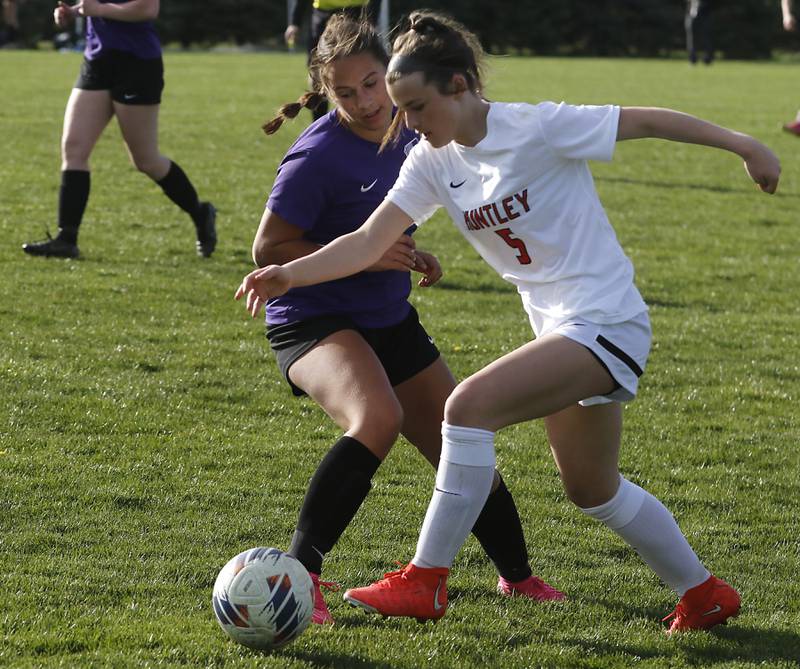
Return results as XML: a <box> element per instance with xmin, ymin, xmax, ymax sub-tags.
<box><xmin>454</xmin><ymin>97</ymin><xmax>490</xmax><ymax>147</ymax></box>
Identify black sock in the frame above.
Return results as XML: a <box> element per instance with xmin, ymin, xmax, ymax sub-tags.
<box><xmin>57</xmin><ymin>170</ymin><xmax>90</xmax><ymax>244</ymax></box>
<box><xmin>287</xmin><ymin>436</ymin><xmax>381</xmax><ymax>574</ymax></box>
<box><xmin>155</xmin><ymin>160</ymin><xmax>202</xmax><ymax>222</ymax></box>
<box><xmin>471</xmin><ymin>476</ymin><xmax>532</xmax><ymax>582</ymax></box>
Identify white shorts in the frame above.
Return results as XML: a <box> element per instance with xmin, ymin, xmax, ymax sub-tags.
<box><xmin>547</xmin><ymin>311</ymin><xmax>652</xmax><ymax>406</ymax></box>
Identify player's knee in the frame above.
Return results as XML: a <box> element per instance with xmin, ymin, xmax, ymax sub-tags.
<box><xmin>131</xmin><ymin>154</ymin><xmax>161</xmax><ymax>177</ymax></box>
<box><xmin>61</xmin><ymin>136</ymin><xmax>90</xmax><ymax>165</ymax></box>
<box><xmin>560</xmin><ymin>475</ymin><xmax>615</xmax><ymax>509</ymax></box>
<box><xmin>442</xmin><ymin>380</ymin><xmax>483</xmax><ymax>426</ymax></box>
<box><xmin>352</xmin><ymin>403</ymin><xmax>403</xmax><ymax>457</ymax></box>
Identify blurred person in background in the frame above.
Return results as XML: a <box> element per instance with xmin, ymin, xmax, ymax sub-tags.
<box><xmin>685</xmin><ymin>0</ymin><xmax>713</xmax><ymax>65</ymax></box>
<box><xmin>781</xmin><ymin>0</ymin><xmax>800</xmax><ymax>135</ymax></box>
<box><xmin>23</xmin><ymin>0</ymin><xmax>216</xmax><ymax>259</ymax></box>
<box><xmin>0</xmin><ymin>0</ymin><xmax>22</xmax><ymax>46</ymax></box>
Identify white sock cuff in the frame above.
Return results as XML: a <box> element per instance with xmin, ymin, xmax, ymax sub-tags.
<box><xmin>580</xmin><ymin>476</ymin><xmax>646</xmax><ymax>530</ymax></box>
<box><xmin>441</xmin><ymin>423</ymin><xmax>496</xmax><ymax>467</ymax></box>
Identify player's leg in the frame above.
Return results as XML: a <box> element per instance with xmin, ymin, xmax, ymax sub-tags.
<box><xmin>23</xmin><ymin>88</ymin><xmax>112</xmax><ymax>257</ymax></box>
<box><xmin>282</xmin><ymin>328</ymin><xmax>405</xmax><ymax>622</ymax></box>
<box><xmin>344</xmin><ymin>334</ymin><xmax>606</xmax><ymax>619</ymax></box>
<box><xmin>545</xmin><ymin>402</ymin><xmax>739</xmax><ymax>632</ymax></box>
<box><xmin>1</xmin><ymin>0</ymin><xmax>19</xmax><ymax>44</ymax></box>
<box><xmin>412</xmin><ymin>334</ymin><xmax>612</xmax><ymax>566</ymax></box>
<box><xmin>685</xmin><ymin>8</ymin><xmax>697</xmax><ymax>64</ymax></box>
<box><xmin>394</xmin><ymin>356</ymin><xmax>563</xmax><ymax>600</ymax></box>
<box><xmin>307</xmin><ymin>10</ymin><xmax>330</xmax><ymax>120</ymax></box>
<box><xmin>114</xmin><ymin>100</ymin><xmax>216</xmax><ymax>256</ymax></box>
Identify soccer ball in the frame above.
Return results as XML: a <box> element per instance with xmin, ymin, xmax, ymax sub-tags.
<box><xmin>212</xmin><ymin>547</ymin><xmax>315</xmax><ymax>651</ymax></box>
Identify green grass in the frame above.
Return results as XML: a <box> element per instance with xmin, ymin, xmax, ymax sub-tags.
<box><xmin>1</xmin><ymin>51</ymin><xmax>799</xmax><ymax>668</ymax></box>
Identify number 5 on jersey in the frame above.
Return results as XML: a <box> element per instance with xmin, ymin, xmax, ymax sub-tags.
<box><xmin>494</xmin><ymin>228</ymin><xmax>532</xmax><ymax>265</ymax></box>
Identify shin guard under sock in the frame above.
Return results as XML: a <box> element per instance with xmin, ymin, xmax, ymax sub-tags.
<box><xmin>288</xmin><ymin>436</ymin><xmax>381</xmax><ymax>574</ymax></box>
<box><xmin>156</xmin><ymin>160</ymin><xmax>202</xmax><ymax>222</ymax></box>
<box><xmin>57</xmin><ymin>170</ymin><xmax>90</xmax><ymax>243</ymax></box>
<box><xmin>471</xmin><ymin>476</ymin><xmax>532</xmax><ymax>582</ymax></box>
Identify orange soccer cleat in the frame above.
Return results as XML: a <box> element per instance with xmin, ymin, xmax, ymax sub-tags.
<box><xmin>497</xmin><ymin>574</ymin><xmax>566</xmax><ymax>601</ymax></box>
<box><xmin>782</xmin><ymin>120</ymin><xmax>800</xmax><ymax>137</ymax></box>
<box><xmin>343</xmin><ymin>563</ymin><xmax>449</xmax><ymax>622</ymax></box>
<box><xmin>309</xmin><ymin>573</ymin><xmax>339</xmax><ymax>625</ymax></box>
<box><xmin>663</xmin><ymin>575</ymin><xmax>740</xmax><ymax>633</ymax></box>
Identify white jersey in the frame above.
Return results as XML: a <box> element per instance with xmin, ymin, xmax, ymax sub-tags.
<box><xmin>386</xmin><ymin>101</ymin><xmax>648</xmax><ymax>336</ymax></box>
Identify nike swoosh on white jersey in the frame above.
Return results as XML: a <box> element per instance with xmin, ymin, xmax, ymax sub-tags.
<box><xmin>360</xmin><ymin>179</ymin><xmax>377</xmax><ymax>192</ymax></box>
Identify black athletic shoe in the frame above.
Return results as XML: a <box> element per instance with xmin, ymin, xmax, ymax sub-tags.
<box><xmin>22</xmin><ymin>233</ymin><xmax>79</xmax><ymax>258</ymax></box>
<box><xmin>195</xmin><ymin>202</ymin><xmax>217</xmax><ymax>258</ymax></box>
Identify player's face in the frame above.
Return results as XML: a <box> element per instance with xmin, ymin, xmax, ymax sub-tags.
<box><xmin>388</xmin><ymin>72</ymin><xmax>462</xmax><ymax>148</ymax></box>
<box><xmin>328</xmin><ymin>53</ymin><xmax>392</xmax><ymax>143</ymax></box>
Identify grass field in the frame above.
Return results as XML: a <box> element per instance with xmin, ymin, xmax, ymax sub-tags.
<box><xmin>1</xmin><ymin>50</ymin><xmax>799</xmax><ymax>668</ymax></box>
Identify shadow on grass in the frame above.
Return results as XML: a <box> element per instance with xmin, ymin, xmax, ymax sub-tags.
<box><xmin>595</xmin><ymin>175</ymin><xmax>797</xmax><ymax>198</ymax></box>
<box><xmin>287</xmin><ymin>648</ymin><xmax>398</xmax><ymax>669</ymax></box>
<box><xmin>572</xmin><ymin>595</ymin><xmax>800</xmax><ymax>665</ymax></box>
<box><xmin>566</xmin><ymin>625</ymin><xmax>800</xmax><ymax>666</ymax></box>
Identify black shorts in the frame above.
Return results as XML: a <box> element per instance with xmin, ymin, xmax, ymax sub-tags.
<box><xmin>266</xmin><ymin>306</ymin><xmax>440</xmax><ymax>397</ymax></box>
<box><xmin>75</xmin><ymin>50</ymin><xmax>164</xmax><ymax>105</ymax></box>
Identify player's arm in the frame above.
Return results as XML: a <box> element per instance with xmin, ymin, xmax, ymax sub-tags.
<box><xmin>235</xmin><ymin>200</ymin><xmax>414</xmax><ymax>315</ymax></box>
<box><xmin>253</xmin><ymin>207</ymin><xmax>420</xmax><ymax>272</ymax></box>
<box><xmin>252</xmin><ymin>209</ymin><xmax>322</xmax><ymax>267</ymax></box>
<box><xmin>782</xmin><ymin>0</ymin><xmax>796</xmax><ymax>31</ymax></box>
<box><xmin>79</xmin><ymin>0</ymin><xmax>159</xmax><ymax>22</ymax></box>
<box><xmin>617</xmin><ymin>107</ymin><xmax>780</xmax><ymax>194</ymax></box>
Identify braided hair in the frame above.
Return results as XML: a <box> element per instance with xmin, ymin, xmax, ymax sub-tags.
<box><xmin>263</xmin><ymin>13</ymin><xmax>389</xmax><ymax>135</ymax></box>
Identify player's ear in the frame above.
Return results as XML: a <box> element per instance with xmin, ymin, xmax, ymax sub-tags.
<box><xmin>449</xmin><ymin>73</ymin><xmax>469</xmax><ymax>97</ymax></box>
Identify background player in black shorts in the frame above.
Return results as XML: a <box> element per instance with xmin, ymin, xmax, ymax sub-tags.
<box><xmin>23</xmin><ymin>0</ymin><xmax>216</xmax><ymax>259</ymax></box>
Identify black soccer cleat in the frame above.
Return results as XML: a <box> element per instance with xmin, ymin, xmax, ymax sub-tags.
<box><xmin>195</xmin><ymin>202</ymin><xmax>217</xmax><ymax>258</ymax></box>
<box><xmin>22</xmin><ymin>233</ymin><xmax>79</xmax><ymax>259</ymax></box>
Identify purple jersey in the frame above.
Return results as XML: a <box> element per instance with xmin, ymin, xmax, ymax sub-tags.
<box><xmin>265</xmin><ymin>111</ymin><xmax>420</xmax><ymax>328</ymax></box>
<box><xmin>85</xmin><ymin>0</ymin><xmax>161</xmax><ymax>60</ymax></box>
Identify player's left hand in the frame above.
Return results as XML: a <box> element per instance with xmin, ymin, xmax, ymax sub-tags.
<box><xmin>742</xmin><ymin>139</ymin><xmax>780</xmax><ymax>194</ymax></box>
<box><xmin>234</xmin><ymin>265</ymin><xmax>293</xmax><ymax>318</ymax></box>
<box><xmin>413</xmin><ymin>250</ymin><xmax>442</xmax><ymax>287</ymax></box>
<box><xmin>366</xmin><ymin>234</ymin><xmax>418</xmax><ymax>272</ymax></box>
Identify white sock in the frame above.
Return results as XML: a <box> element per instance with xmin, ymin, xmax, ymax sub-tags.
<box><xmin>412</xmin><ymin>423</ymin><xmax>496</xmax><ymax>569</ymax></box>
<box><xmin>581</xmin><ymin>476</ymin><xmax>710</xmax><ymax>595</ymax></box>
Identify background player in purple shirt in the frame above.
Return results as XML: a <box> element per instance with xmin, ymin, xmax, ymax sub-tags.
<box><xmin>252</xmin><ymin>14</ymin><xmax>563</xmax><ymax>625</ymax></box>
<box><xmin>23</xmin><ymin>0</ymin><xmax>216</xmax><ymax>259</ymax></box>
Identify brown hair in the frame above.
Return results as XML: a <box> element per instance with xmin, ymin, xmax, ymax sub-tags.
<box><xmin>380</xmin><ymin>10</ymin><xmax>487</xmax><ymax>150</ymax></box>
<box><xmin>263</xmin><ymin>13</ymin><xmax>390</xmax><ymax>135</ymax></box>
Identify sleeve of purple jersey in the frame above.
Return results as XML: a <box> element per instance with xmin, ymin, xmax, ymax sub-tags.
<box><xmin>266</xmin><ymin>152</ymin><xmax>328</xmax><ymax>231</ymax></box>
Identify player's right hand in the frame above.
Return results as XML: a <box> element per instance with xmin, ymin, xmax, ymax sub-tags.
<box><xmin>234</xmin><ymin>265</ymin><xmax>293</xmax><ymax>318</ymax></box>
<box><xmin>54</xmin><ymin>1</ymin><xmax>78</xmax><ymax>28</ymax></box>
<box><xmin>284</xmin><ymin>24</ymin><xmax>299</xmax><ymax>46</ymax></box>
<box><xmin>742</xmin><ymin>140</ymin><xmax>780</xmax><ymax>195</ymax></box>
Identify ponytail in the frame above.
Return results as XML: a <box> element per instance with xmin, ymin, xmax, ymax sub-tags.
<box><xmin>262</xmin><ymin>13</ymin><xmax>388</xmax><ymax>137</ymax></box>
<box><xmin>380</xmin><ymin>10</ymin><xmax>487</xmax><ymax>150</ymax></box>
<box><xmin>262</xmin><ymin>92</ymin><xmax>327</xmax><ymax>135</ymax></box>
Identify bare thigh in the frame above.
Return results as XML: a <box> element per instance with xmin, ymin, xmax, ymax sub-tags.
<box><xmin>544</xmin><ymin>402</ymin><xmax>622</xmax><ymax>508</ymax></box>
<box><xmin>444</xmin><ymin>332</ymin><xmax>616</xmax><ymax>431</ymax></box>
<box><xmin>287</xmin><ymin>329</ymin><xmax>403</xmax><ymax>460</ymax></box>
<box><xmin>114</xmin><ymin>102</ymin><xmax>170</xmax><ymax>180</ymax></box>
<box><xmin>393</xmin><ymin>356</ymin><xmax>456</xmax><ymax>468</ymax></box>
<box><xmin>61</xmin><ymin>89</ymin><xmax>114</xmax><ymax>170</ymax></box>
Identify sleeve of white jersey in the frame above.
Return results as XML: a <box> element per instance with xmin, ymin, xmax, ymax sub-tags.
<box><xmin>385</xmin><ymin>143</ymin><xmax>440</xmax><ymax>225</ymax></box>
<box><xmin>537</xmin><ymin>101</ymin><xmax>620</xmax><ymax>162</ymax></box>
